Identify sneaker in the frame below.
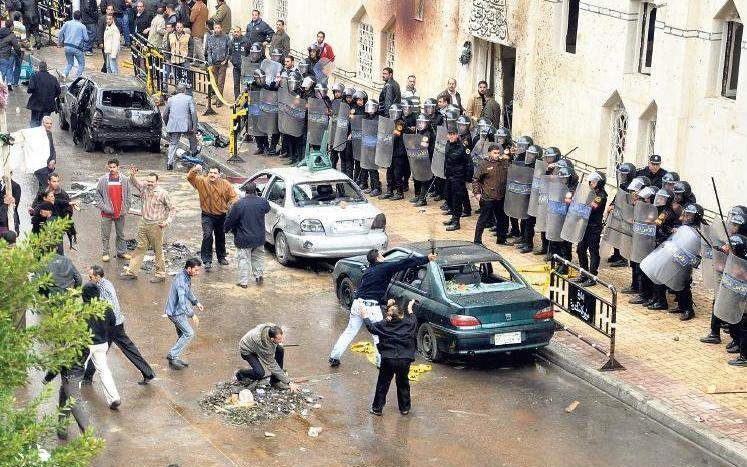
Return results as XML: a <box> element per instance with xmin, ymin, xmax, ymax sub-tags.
<box><xmin>102</xmin><ymin>254</ymin><xmax>110</xmax><ymax>262</ymax></box>
<box><xmin>369</xmin><ymin>408</ymin><xmax>383</xmax><ymax>416</ymax></box>
<box><xmin>255</xmin><ymin>276</ymin><xmax>263</xmax><ymax>284</ymax></box>
<box><xmin>328</xmin><ymin>357</ymin><xmax>340</xmax><ymax>367</ymax></box>
<box><xmin>218</xmin><ymin>258</ymin><xmax>229</xmax><ymax>265</ymax></box>
<box><xmin>149</xmin><ymin>276</ymin><xmax>165</xmax><ymax>283</ymax></box>
<box><xmin>116</xmin><ymin>253</ymin><xmax>132</xmax><ymax>260</ymax></box>
<box><xmin>109</xmin><ymin>400</ymin><xmax>121</xmax><ymax>410</ymax></box>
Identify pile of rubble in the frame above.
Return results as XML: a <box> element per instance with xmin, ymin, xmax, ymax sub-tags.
<box><xmin>124</xmin><ymin>239</ymin><xmax>196</xmax><ymax>275</ymax></box>
<box><xmin>198</xmin><ymin>380</ymin><xmax>323</xmax><ymax>426</ymax></box>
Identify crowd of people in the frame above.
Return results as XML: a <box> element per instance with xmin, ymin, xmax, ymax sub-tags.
<box><xmin>0</xmin><ymin>3</ymin><xmax>745</xmax><ymax>445</ymax></box>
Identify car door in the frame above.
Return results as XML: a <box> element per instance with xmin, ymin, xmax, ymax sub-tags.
<box><xmin>388</xmin><ymin>265</ymin><xmax>428</xmax><ymax>306</ymax></box>
<box><xmin>264</xmin><ymin>176</ymin><xmax>287</xmax><ymax>243</ymax></box>
<box><xmin>62</xmin><ymin>77</ymin><xmax>86</xmax><ymax>122</ymax></box>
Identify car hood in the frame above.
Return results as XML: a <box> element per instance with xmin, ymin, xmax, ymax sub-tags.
<box><xmin>292</xmin><ymin>202</ymin><xmax>382</xmax><ymax>235</ymax></box>
<box><xmin>447</xmin><ymin>287</ymin><xmax>550</xmax><ymax>326</ymax></box>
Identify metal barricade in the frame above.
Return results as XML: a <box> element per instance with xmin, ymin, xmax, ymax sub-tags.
<box><xmin>548</xmin><ymin>254</ymin><xmax>624</xmax><ymax>371</ymax></box>
<box><xmin>229</xmin><ymin>90</ymin><xmax>248</xmax><ymax>161</ymax></box>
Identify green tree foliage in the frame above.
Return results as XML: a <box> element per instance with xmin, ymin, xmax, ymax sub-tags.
<box><xmin>0</xmin><ymin>219</ymin><xmax>104</xmax><ymax>466</ymax></box>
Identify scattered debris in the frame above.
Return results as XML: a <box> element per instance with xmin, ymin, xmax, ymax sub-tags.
<box><xmin>535</xmin><ymin>363</ymin><xmax>548</xmax><ymax>375</ymax></box>
<box><xmin>565</xmin><ymin>401</ymin><xmax>580</xmax><ymax>413</ymax></box>
<box><xmin>124</xmin><ymin>240</ymin><xmax>196</xmax><ymax>275</ymax></box>
<box><xmin>264</xmin><ymin>432</ymin><xmax>276</xmax><ymax>438</ymax></box>
<box><xmin>307</xmin><ymin>426</ymin><xmax>322</xmax><ymax>438</ymax></box>
<box><xmin>199</xmin><ymin>380</ymin><xmax>323</xmax><ymax>426</ymax></box>
<box><xmin>68</xmin><ymin>182</ymin><xmax>98</xmax><ymax>204</ymax></box>
<box><xmin>673</xmin><ymin>335</ymin><xmax>680</xmax><ymax>341</ymax></box>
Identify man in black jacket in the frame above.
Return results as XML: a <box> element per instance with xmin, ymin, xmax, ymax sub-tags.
<box><xmin>0</xmin><ymin>19</ymin><xmax>22</xmax><ymax>89</ymax></box>
<box><xmin>132</xmin><ymin>1</ymin><xmax>153</xmax><ymax>41</ymax></box>
<box><xmin>26</xmin><ymin>61</ymin><xmax>60</xmax><ymax>127</ymax></box>
<box><xmin>224</xmin><ymin>182</ymin><xmax>271</xmax><ymax>287</ymax></box>
<box><xmin>378</xmin><ymin>67</ymin><xmax>400</xmax><ymax>116</ymax></box>
<box><xmin>81</xmin><ymin>0</ymin><xmax>100</xmax><ymax>53</ymax></box>
<box><xmin>244</xmin><ymin>9</ymin><xmax>273</xmax><ymax>46</ymax></box>
<box><xmin>443</xmin><ymin>127</ymin><xmax>471</xmax><ymax>231</ymax></box>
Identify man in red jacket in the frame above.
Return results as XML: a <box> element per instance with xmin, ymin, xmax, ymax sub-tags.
<box><xmin>315</xmin><ymin>31</ymin><xmax>334</xmax><ymax>62</ymax></box>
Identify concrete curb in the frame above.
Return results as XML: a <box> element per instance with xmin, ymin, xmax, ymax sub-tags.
<box><xmin>537</xmin><ymin>342</ymin><xmax>746</xmax><ymax>466</ymax></box>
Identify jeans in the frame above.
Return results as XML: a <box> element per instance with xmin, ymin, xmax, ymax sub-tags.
<box><xmin>200</xmin><ymin>212</ymin><xmax>226</xmax><ymax>264</ymax></box>
<box><xmin>0</xmin><ymin>57</ymin><xmax>13</xmax><ymax>85</ymax></box>
<box><xmin>125</xmin><ymin>222</ymin><xmax>166</xmax><ymax>278</ymax></box>
<box><xmin>330</xmin><ymin>299</ymin><xmax>383</xmax><ymax>363</ymax></box>
<box><xmin>167</xmin><ymin>132</ymin><xmax>199</xmax><ymax>165</ymax></box>
<box><xmin>236</xmin><ymin>346</ymin><xmax>284</xmax><ymax>383</ymax></box>
<box><xmin>168</xmin><ymin>314</ymin><xmax>194</xmax><ymax>360</ymax></box>
<box><xmin>101</xmin><ymin>215</ymin><xmax>127</xmax><ymax>255</ymax></box>
<box><xmin>237</xmin><ymin>246</ymin><xmax>265</xmax><ymax>284</ymax></box>
<box><xmin>84</xmin><ymin>342</ymin><xmax>120</xmax><ymax>405</ymax></box>
<box><xmin>373</xmin><ymin>357</ymin><xmax>412</xmax><ymax>412</ymax></box>
<box><xmin>11</xmin><ymin>52</ymin><xmax>21</xmax><ymax>85</ymax></box>
<box><xmin>475</xmin><ymin>198</ymin><xmax>507</xmax><ymax>243</ymax></box>
<box><xmin>106</xmin><ymin>54</ymin><xmax>119</xmax><ymax>74</ymax></box>
<box><xmin>84</xmin><ymin>323</ymin><xmax>154</xmax><ymax>381</ymax></box>
<box><xmin>115</xmin><ymin>15</ymin><xmax>131</xmax><ymax>45</ymax></box>
<box><xmin>63</xmin><ymin>46</ymin><xmax>86</xmax><ymax>79</ymax></box>
<box><xmin>85</xmin><ymin>23</ymin><xmax>97</xmax><ymax>51</ymax></box>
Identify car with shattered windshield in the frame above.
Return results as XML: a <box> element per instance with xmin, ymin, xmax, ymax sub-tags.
<box><xmin>332</xmin><ymin>241</ymin><xmax>555</xmax><ymax>362</ymax></box>
<box><xmin>241</xmin><ymin>167</ymin><xmax>388</xmax><ymax>265</ymax></box>
<box><xmin>58</xmin><ymin>72</ymin><xmax>162</xmax><ymax>152</ymax></box>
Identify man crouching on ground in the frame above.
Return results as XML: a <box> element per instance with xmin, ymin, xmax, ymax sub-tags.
<box><xmin>236</xmin><ymin>323</ymin><xmax>300</xmax><ymax>392</ymax></box>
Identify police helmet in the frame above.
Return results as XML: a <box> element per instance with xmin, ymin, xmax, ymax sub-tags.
<box><xmin>270</xmin><ymin>48</ymin><xmax>283</xmax><ymax>62</ymax></box>
<box><xmin>297</xmin><ymin>59</ymin><xmax>310</xmax><ymax>75</ymax></box>
<box><xmin>416</xmin><ymin>114</ymin><xmax>430</xmax><ymax>131</ymax></box>
<box><xmin>515</xmin><ymin>135</ymin><xmax>534</xmax><ymax>153</ymax></box>
<box><xmin>331</xmin><ymin>83</ymin><xmax>345</xmax><ymax>95</ymax></box>
<box><xmin>525</xmin><ymin>145</ymin><xmax>543</xmax><ymax>165</ymax></box>
<box><xmin>389</xmin><ymin>104</ymin><xmax>403</xmax><ymax>121</ymax></box>
<box><xmin>588</xmin><ymin>170</ymin><xmax>606</xmax><ymax>188</ymax></box>
<box><xmin>653</xmin><ymin>188</ymin><xmax>674</xmax><ymax>207</ymax></box>
<box><xmin>637</xmin><ymin>186</ymin><xmax>657</xmax><ymax>201</ymax></box>
<box><xmin>672</xmin><ymin>181</ymin><xmax>692</xmax><ymax>200</ymax></box>
<box><xmin>494</xmin><ymin>127</ymin><xmax>510</xmax><ymax>145</ymax></box>
<box><xmin>301</xmin><ymin>75</ymin><xmax>316</xmax><ymax>91</ymax></box>
<box><xmin>456</xmin><ymin>115</ymin><xmax>471</xmax><ymax>136</ymax></box>
<box><xmin>662</xmin><ymin>172</ymin><xmax>680</xmax><ymax>189</ymax></box>
<box><xmin>353</xmin><ymin>90</ymin><xmax>368</xmax><ymax>103</ymax></box>
<box><xmin>556</xmin><ymin>167</ymin><xmax>572</xmax><ymax>179</ymax></box>
<box><xmin>422</xmin><ymin>98</ymin><xmax>437</xmax><ymax>116</ymax></box>
<box><xmin>252</xmin><ymin>68</ymin><xmax>266</xmax><ymax>85</ymax></box>
<box><xmin>681</xmin><ymin>203</ymin><xmax>704</xmax><ymax>227</ymax></box>
<box><xmin>728</xmin><ymin>234</ymin><xmax>747</xmax><ymax>259</ymax></box>
<box><xmin>248</xmin><ymin>42</ymin><xmax>263</xmax><ymax>61</ymax></box>
<box><xmin>628</xmin><ymin>176</ymin><xmax>651</xmax><ymax>194</ymax></box>
<box><xmin>365</xmin><ymin>99</ymin><xmax>378</xmax><ymax>114</ymax></box>
<box><xmin>543</xmin><ymin>146</ymin><xmax>561</xmax><ymax>164</ymax></box>
<box><xmin>343</xmin><ymin>87</ymin><xmax>356</xmax><ymax>99</ymax></box>
<box><xmin>617</xmin><ymin>162</ymin><xmax>637</xmax><ymax>187</ymax></box>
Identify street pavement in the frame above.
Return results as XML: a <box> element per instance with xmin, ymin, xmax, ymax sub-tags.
<box><xmin>13</xmin><ymin>47</ymin><xmax>744</xmax><ymax>466</ymax></box>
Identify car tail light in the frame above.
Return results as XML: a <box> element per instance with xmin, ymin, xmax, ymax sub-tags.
<box><xmin>449</xmin><ymin>314</ymin><xmax>481</xmax><ymax>329</ymax></box>
<box><xmin>371</xmin><ymin>213</ymin><xmax>386</xmax><ymax>230</ymax></box>
<box><xmin>92</xmin><ymin>110</ymin><xmax>103</xmax><ymax>127</ymax></box>
<box><xmin>534</xmin><ymin>306</ymin><xmax>554</xmax><ymax>320</ymax></box>
<box><xmin>300</xmin><ymin>219</ymin><xmax>325</xmax><ymax>233</ymax></box>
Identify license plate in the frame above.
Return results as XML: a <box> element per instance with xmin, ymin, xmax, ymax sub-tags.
<box><xmin>494</xmin><ymin>332</ymin><xmax>522</xmax><ymax>346</ymax></box>
<box><xmin>335</xmin><ymin>219</ymin><xmax>366</xmax><ymax>233</ymax></box>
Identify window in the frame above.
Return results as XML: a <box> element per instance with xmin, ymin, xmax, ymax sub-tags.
<box><xmin>101</xmin><ymin>90</ymin><xmax>151</xmax><ymax>109</ymax></box>
<box><xmin>722</xmin><ymin>20</ymin><xmax>743</xmax><ymax>99</ymax></box>
<box><xmin>414</xmin><ymin>0</ymin><xmax>425</xmax><ymax>21</ymax></box>
<box><xmin>252</xmin><ymin>0</ymin><xmax>264</xmax><ymax>13</ymax></box>
<box><xmin>275</xmin><ymin>0</ymin><xmax>287</xmax><ymax>22</ymax></box>
<box><xmin>441</xmin><ymin>261</ymin><xmax>523</xmax><ymax>296</ymax></box>
<box><xmin>357</xmin><ymin>22</ymin><xmax>374</xmax><ymax>81</ymax></box>
<box><xmin>247</xmin><ymin>173</ymin><xmax>271</xmax><ymax>195</ymax></box>
<box><xmin>646</xmin><ymin>118</ymin><xmax>656</xmax><ymax>156</ymax></box>
<box><xmin>291</xmin><ymin>180</ymin><xmax>365</xmax><ymax>206</ymax></box>
<box><xmin>609</xmin><ymin>102</ymin><xmax>628</xmax><ymax>167</ymax></box>
<box><xmin>638</xmin><ymin>2</ymin><xmax>657</xmax><ymax>74</ymax></box>
<box><xmin>565</xmin><ymin>0</ymin><xmax>580</xmax><ymax>53</ymax></box>
<box><xmin>384</xmin><ymin>30</ymin><xmax>396</xmax><ymax>70</ymax></box>
<box><xmin>266</xmin><ymin>177</ymin><xmax>286</xmax><ymax>205</ymax></box>
<box><xmin>400</xmin><ymin>266</ymin><xmax>430</xmax><ymax>293</ymax></box>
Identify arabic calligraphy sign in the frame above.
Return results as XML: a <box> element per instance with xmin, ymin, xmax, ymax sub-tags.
<box><xmin>468</xmin><ymin>0</ymin><xmax>509</xmax><ymax>45</ymax></box>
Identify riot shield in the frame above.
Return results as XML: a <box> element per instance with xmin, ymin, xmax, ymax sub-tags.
<box><xmin>258</xmin><ymin>88</ymin><xmax>278</xmax><ymax>135</ymax></box>
<box><xmin>277</xmin><ymin>88</ymin><xmax>307</xmax><ymax>137</ymax></box>
<box><xmin>307</xmin><ymin>97</ymin><xmax>328</xmax><ymax>146</ymax></box>
<box><xmin>603</xmin><ymin>189</ymin><xmax>634</xmax><ymax>260</ymax></box>
<box><xmin>504</xmin><ymin>164</ymin><xmax>534</xmax><ymax>220</ymax></box>
<box><xmin>713</xmin><ymin>253</ymin><xmax>747</xmax><ymax>324</ymax></box>
<box><xmin>350</xmin><ymin>115</ymin><xmax>362</xmax><ymax>162</ymax></box>
<box><xmin>360</xmin><ymin>117</ymin><xmax>378</xmax><ymax>170</ymax></box>
<box><xmin>545</xmin><ymin>177</ymin><xmax>569</xmax><ymax>242</ymax></box>
<box><xmin>535</xmin><ymin>174</ymin><xmax>552</xmax><ymax>233</ymax></box>
<box><xmin>431</xmin><ymin>125</ymin><xmax>447</xmax><ymax>179</ymax></box>
<box><xmin>332</xmin><ymin>102</ymin><xmax>350</xmax><ymax>151</ymax></box>
<box><xmin>472</xmin><ymin>136</ymin><xmax>491</xmax><ymax>161</ymax></box>
<box><xmin>630</xmin><ymin>201</ymin><xmax>659</xmax><ymax>263</ymax></box>
<box><xmin>245</xmin><ymin>88</ymin><xmax>263</xmax><ymax>136</ymax></box>
<box><xmin>260</xmin><ymin>59</ymin><xmax>282</xmax><ymax>86</ymax></box>
<box><xmin>640</xmin><ymin>225</ymin><xmax>702</xmax><ymax>291</ymax></box>
<box><xmin>328</xmin><ymin>99</ymin><xmax>341</xmax><ymax>150</ymax></box>
<box><xmin>405</xmin><ymin>133</ymin><xmax>432</xmax><ymax>182</ymax></box>
<box><xmin>560</xmin><ymin>182</ymin><xmax>596</xmax><ymax>244</ymax></box>
<box><xmin>527</xmin><ymin>161</ymin><xmax>547</xmax><ymax>218</ymax></box>
<box><xmin>240</xmin><ymin>59</ymin><xmax>260</xmax><ymax>86</ymax></box>
<box><xmin>374</xmin><ymin>117</ymin><xmax>395</xmax><ymax>168</ymax></box>
<box><xmin>701</xmin><ymin>224</ymin><xmax>728</xmax><ymax>291</ymax></box>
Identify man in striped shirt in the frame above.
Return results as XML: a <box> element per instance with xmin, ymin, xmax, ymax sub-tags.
<box><xmin>121</xmin><ymin>168</ymin><xmax>176</xmax><ymax>283</ymax></box>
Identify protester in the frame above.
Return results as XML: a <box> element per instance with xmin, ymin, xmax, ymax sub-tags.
<box><xmin>165</xmin><ymin>258</ymin><xmax>203</xmax><ymax>370</ymax></box>
<box><xmin>80</xmin><ymin>0</ymin><xmax>99</xmax><ymax>55</ymax></box>
<box><xmin>229</xmin><ymin>26</ymin><xmax>245</xmax><ymax>99</ymax></box>
<box><xmin>81</xmin><ymin>282</ymin><xmax>121</xmax><ymax>410</ymax></box>
<box><xmin>210</xmin><ymin>0</ymin><xmax>231</xmax><ymax>34</ymax></box>
<box><xmin>165</xmin><ymin>21</ymin><xmax>193</xmax><ymax>89</ymax></box>
<box><xmin>93</xmin><ymin>159</ymin><xmax>132</xmax><ymax>262</ymax></box>
<box><xmin>236</xmin><ymin>323</ymin><xmax>299</xmax><ymax>391</ymax></box>
<box><xmin>473</xmin><ymin>144</ymin><xmax>509</xmax><ymax>244</ymax></box>
<box><xmin>132</xmin><ymin>1</ymin><xmax>152</xmax><ymax>41</ymax></box>
<box><xmin>175</xmin><ymin>0</ymin><xmax>192</xmax><ymax>34</ymax></box>
<box><xmin>186</xmin><ymin>164</ymin><xmax>238</xmax><ymax>270</ymax></box>
<box><xmin>146</xmin><ymin>5</ymin><xmax>166</xmax><ymax>47</ymax></box>
<box><xmin>189</xmin><ymin>0</ymin><xmax>207</xmax><ymax>60</ymax></box>
<box><xmin>0</xmin><ymin>172</ymin><xmax>21</xmax><ymax>235</ymax></box>
<box><xmin>363</xmin><ymin>299</ymin><xmax>418</xmax><ymax>416</ymax></box>
<box><xmin>245</xmin><ymin>9</ymin><xmax>273</xmax><ymax>47</ymax></box>
<box><xmin>224</xmin><ymin>181</ymin><xmax>270</xmax><ymax>287</ymax></box>
<box><xmin>402</xmin><ymin>74</ymin><xmax>417</xmax><ymax>99</ymax></box>
<box><xmin>378</xmin><ymin>67</ymin><xmax>401</xmax><ymax>116</ymax></box>
<box><xmin>44</xmin><ymin>250</ymin><xmax>82</xmax><ymax>295</ymax></box>
<box><xmin>10</xmin><ymin>11</ymin><xmax>27</xmax><ymax>87</ymax></box>
<box><xmin>26</xmin><ymin>60</ymin><xmax>61</xmax><ymax>127</ymax></box>
<box><xmin>0</xmin><ymin>18</ymin><xmax>22</xmax><ymax>88</ymax></box>
<box><xmin>103</xmin><ymin>14</ymin><xmax>121</xmax><ymax>74</ymax></box>
<box><xmin>57</xmin><ymin>10</ymin><xmax>89</xmax><ymax>80</ymax></box>
<box><xmin>467</xmin><ymin>80</ymin><xmax>501</xmax><ymax>127</ymax></box>
<box><xmin>206</xmin><ymin>22</ymin><xmax>230</xmax><ymax>105</ymax></box>
<box><xmin>269</xmin><ymin>20</ymin><xmax>289</xmax><ymax>58</ymax></box>
<box><xmin>329</xmin><ymin>249</ymin><xmax>437</xmax><ymax>367</ymax></box>
<box><xmin>34</xmin><ymin>158</ymin><xmax>56</xmax><ymax>190</ymax></box>
<box><xmin>43</xmin><ymin>349</ymin><xmax>92</xmax><ymax>440</ymax></box>
<box><xmin>163</xmin><ymin>83</ymin><xmax>199</xmax><ymax>170</ymax></box>
<box><xmin>31</xmin><ymin>191</ymin><xmax>55</xmax><ymax>234</ymax></box>
<box><xmin>443</xmin><ymin>78</ymin><xmax>463</xmax><ymax>112</ymax></box>
<box><xmin>315</xmin><ymin>31</ymin><xmax>334</xmax><ymax>62</ymax></box>
<box><xmin>97</xmin><ymin>4</ymin><xmax>115</xmax><ymax>70</ymax></box>
<box><xmin>84</xmin><ymin>265</ymin><xmax>155</xmax><ymax>385</ymax></box>
<box><xmin>43</xmin><ymin>116</ymin><xmax>58</xmax><ymax>163</ymax></box>
<box><xmin>121</xmin><ymin>168</ymin><xmax>176</xmax><ymax>282</ymax></box>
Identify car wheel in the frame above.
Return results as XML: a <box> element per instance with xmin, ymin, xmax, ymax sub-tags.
<box><xmin>337</xmin><ymin>276</ymin><xmax>354</xmax><ymax>309</ymax></box>
<box><xmin>81</xmin><ymin>128</ymin><xmax>97</xmax><ymax>153</ymax></box>
<box><xmin>274</xmin><ymin>231</ymin><xmax>295</xmax><ymax>266</ymax></box>
<box><xmin>60</xmin><ymin>112</ymin><xmax>69</xmax><ymax>131</ymax></box>
<box><xmin>417</xmin><ymin>323</ymin><xmax>443</xmax><ymax>363</ymax></box>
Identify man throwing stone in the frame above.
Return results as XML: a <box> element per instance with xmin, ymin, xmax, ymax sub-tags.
<box><xmin>329</xmin><ymin>249</ymin><xmax>437</xmax><ymax>367</ymax></box>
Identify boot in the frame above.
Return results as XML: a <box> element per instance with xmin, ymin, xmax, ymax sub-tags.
<box><xmin>699</xmin><ymin>333</ymin><xmax>721</xmax><ymax>344</ymax></box>
<box><xmin>646</xmin><ymin>301</ymin><xmax>668</xmax><ymax>311</ymax></box>
<box><xmin>445</xmin><ymin>221</ymin><xmax>461</xmax><ymax>231</ymax></box>
<box><xmin>443</xmin><ymin>218</ymin><xmax>456</xmax><ymax>226</ymax></box>
<box><xmin>370</xmin><ymin>188</ymin><xmax>382</xmax><ymax>197</ymax></box>
<box><xmin>620</xmin><ymin>285</ymin><xmax>638</xmax><ymax>294</ymax></box>
<box><xmin>440</xmin><ymin>203</ymin><xmax>449</xmax><ymax>211</ymax></box>
<box><xmin>414</xmin><ymin>197</ymin><xmax>427</xmax><ymax>207</ymax></box>
<box><xmin>679</xmin><ymin>309</ymin><xmax>694</xmax><ymax>321</ymax></box>
<box><xmin>379</xmin><ymin>191</ymin><xmax>393</xmax><ymax>200</ymax></box>
<box><xmin>610</xmin><ymin>259</ymin><xmax>629</xmax><ymax>268</ymax></box>
<box><xmin>390</xmin><ymin>191</ymin><xmax>404</xmax><ymax>201</ymax></box>
<box><xmin>533</xmin><ymin>247</ymin><xmax>548</xmax><ymax>255</ymax></box>
<box><xmin>727</xmin><ymin>339</ymin><xmax>747</xmax><ymax>366</ymax></box>
<box><xmin>519</xmin><ymin>245</ymin><xmax>533</xmax><ymax>254</ymax></box>
<box><xmin>409</xmin><ymin>195</ymin><xmax>420</xmax><ymax>203</ymax></box>
<box><xmin>628</xmin><ymin>295</ymin><xmax>650</xmax><ymax>305</ymax></box>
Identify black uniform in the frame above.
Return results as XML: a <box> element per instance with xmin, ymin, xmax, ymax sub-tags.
<box><xmin>430</xmin><ymin>112</ymin><xmax>447</xmax><ymax>201</ymax></box>
<box><xmin>519</xmin><ymin>157</ymin><xmax>537</xmax><ymax>252</ymax></box>
<box><xmin>401</xmin><ymin>113</ymin><xmax>417</xmax><ymax>191</ymax></box>
<box><xmin>229</xmin><ymin>36</ymin><xmax>247</xmax><ymax>99</ymax></box>
<box><xmin>635</xmin><ymin>166</ymin><xmax>668</xmax><ymax>188</ymax></box>
<box><xmin>444</xmin><ymin>138</ymin><xmax>471</xmax><ymax>225</ymax></box>
<box><xmin>383</xmin><ymin>119</ymin><xmax>408</xmax><ymax>197</ymax></box>
<box><xmin>361</xmin><ymin>111</ymin><xmax>382</xmax><ymax>192</ymax></box>
<box><xmin>646</xmin><ymin>206</ymin><xmax>677</xmax><ymax>308</ymax></box>
<box><xmin>413</xmin><ymin>125</ymin><xmax>435</xmax><ymax>203</ymax></box>
<box><xmin>255</xmin><ymin>81</ymin><xmax>280</xmax><ymax>154</ymax></box>
<box><xmin>576</xmin><ymin>186</ymin><xmax>608</xmax><ymax>276</ymax></box>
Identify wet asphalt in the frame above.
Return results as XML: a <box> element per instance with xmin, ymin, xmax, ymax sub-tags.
<box><xmin>7</xmin><ymin>88</ymin><xmax>733</xmax><ymax>467</ymax></box>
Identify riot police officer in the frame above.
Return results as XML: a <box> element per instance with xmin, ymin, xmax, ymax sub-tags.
<box><xmin>519</xmin><ymin>143</ymin><xmax>541</xmax><ymax>254</ymax></box>
<box><xmin>328</xmin><ymin>83</ymin><xmax>345</xmax><ymax>170</ymax></box>
<box><xmin>607</xmin><ymin>162</ymin><xmax>637</xmax><ymax>267</ymax></box>
<box><xmin>410</xmin><ymin>113</ymin><xmax>434</xmax><ymax>207</ymax></box>
<box><xmin>401</xmin><ymin>98</ymin><xmax>419</xmax><ymax>193</ymax></box>
<box><xmin>672</xmin><ymin>203</ymin><xmax>705</xmax><ymax>320</ymax></box>
<box><xmin>362</xmin><ymin>99</ymin><xmax>382</xmax><ymax>196</ymax></box>
<box><xmin>721</xmin><ymin>234</ymin><xmax>747</xmax><ymax>366</ymax></box>
<box><xmin>635</xmin><ymin>154</ymin><xmax>668</xmax><ymax>188</ymax></box>
<box><xmin>534</xmin><ymin>146</ymin><xmax>562</xmax><ymax>256</ymax></box>
<box><xmin>644</xmin><ymin>187</ymin><xmax>678</xmax><ymax>310</ymax></box>
<box><xmin>251</xmin><ymin>68</ymin><xmax>278</xmax><ymax>156</ymax></box>
<box><xmin>573</xmin><ymin>171</ymin><xmax>608</xmax><ymax>287</ymax></box>
<box><xmin>380</xmin><ymin>104</ymin><xmax>407</xmax><ymax>201</ymax></box>
<box><xmin>672</xmin><ymin>181</ymin><xmax>696</xmax><ymax>221</ymax></box>
<box><xmin>341</xmin><ymin>87</ymin><xmax>357</xmax><ymax>180</ymax></box>
<box><xmin>283</xmin><ymin>72</ymin><xmax>308</xmax><ymax>165</ymax></box>
<box><xmin>443</xmin><ymin>125</ymin><xmax>471</xmax><ymax>231</ymax></box>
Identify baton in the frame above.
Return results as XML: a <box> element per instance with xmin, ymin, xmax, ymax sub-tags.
<box><xmin>694</xmin><ymin>227</ymin><xmax>713</xmax><ymax>249</ymax></box>
<box><xmin>564</xmin><ymin>146</ymin><xmax>579</xmax><ymax>157</ymax></box>
<box><xmin>711</xmin><ymin>177</ymin><xmax>731</xmax><ymax>240</ymax></box>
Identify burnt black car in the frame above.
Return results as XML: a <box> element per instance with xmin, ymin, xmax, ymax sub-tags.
<box><xmin>59</xmin><ymin>72</ymin><xmax>162</xmax><ymax>153</ymax></box>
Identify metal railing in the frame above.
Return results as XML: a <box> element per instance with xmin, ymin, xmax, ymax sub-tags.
<box><xmin>548</xmin><ymin>254</ymin><xmax>624</xmax><ymax>371</ymax></box>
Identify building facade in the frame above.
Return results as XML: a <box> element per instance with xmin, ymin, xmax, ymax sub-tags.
<box><xmin>228</xmin><ymin>0</ymin><xmax>747</xmax><ymax>210</ymax></box>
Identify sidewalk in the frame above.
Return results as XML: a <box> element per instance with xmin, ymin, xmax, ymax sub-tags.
<box><xmin>34</xmin><ymin>46</ymin><xmax>747</xmax><ymax>462</ymax></box>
